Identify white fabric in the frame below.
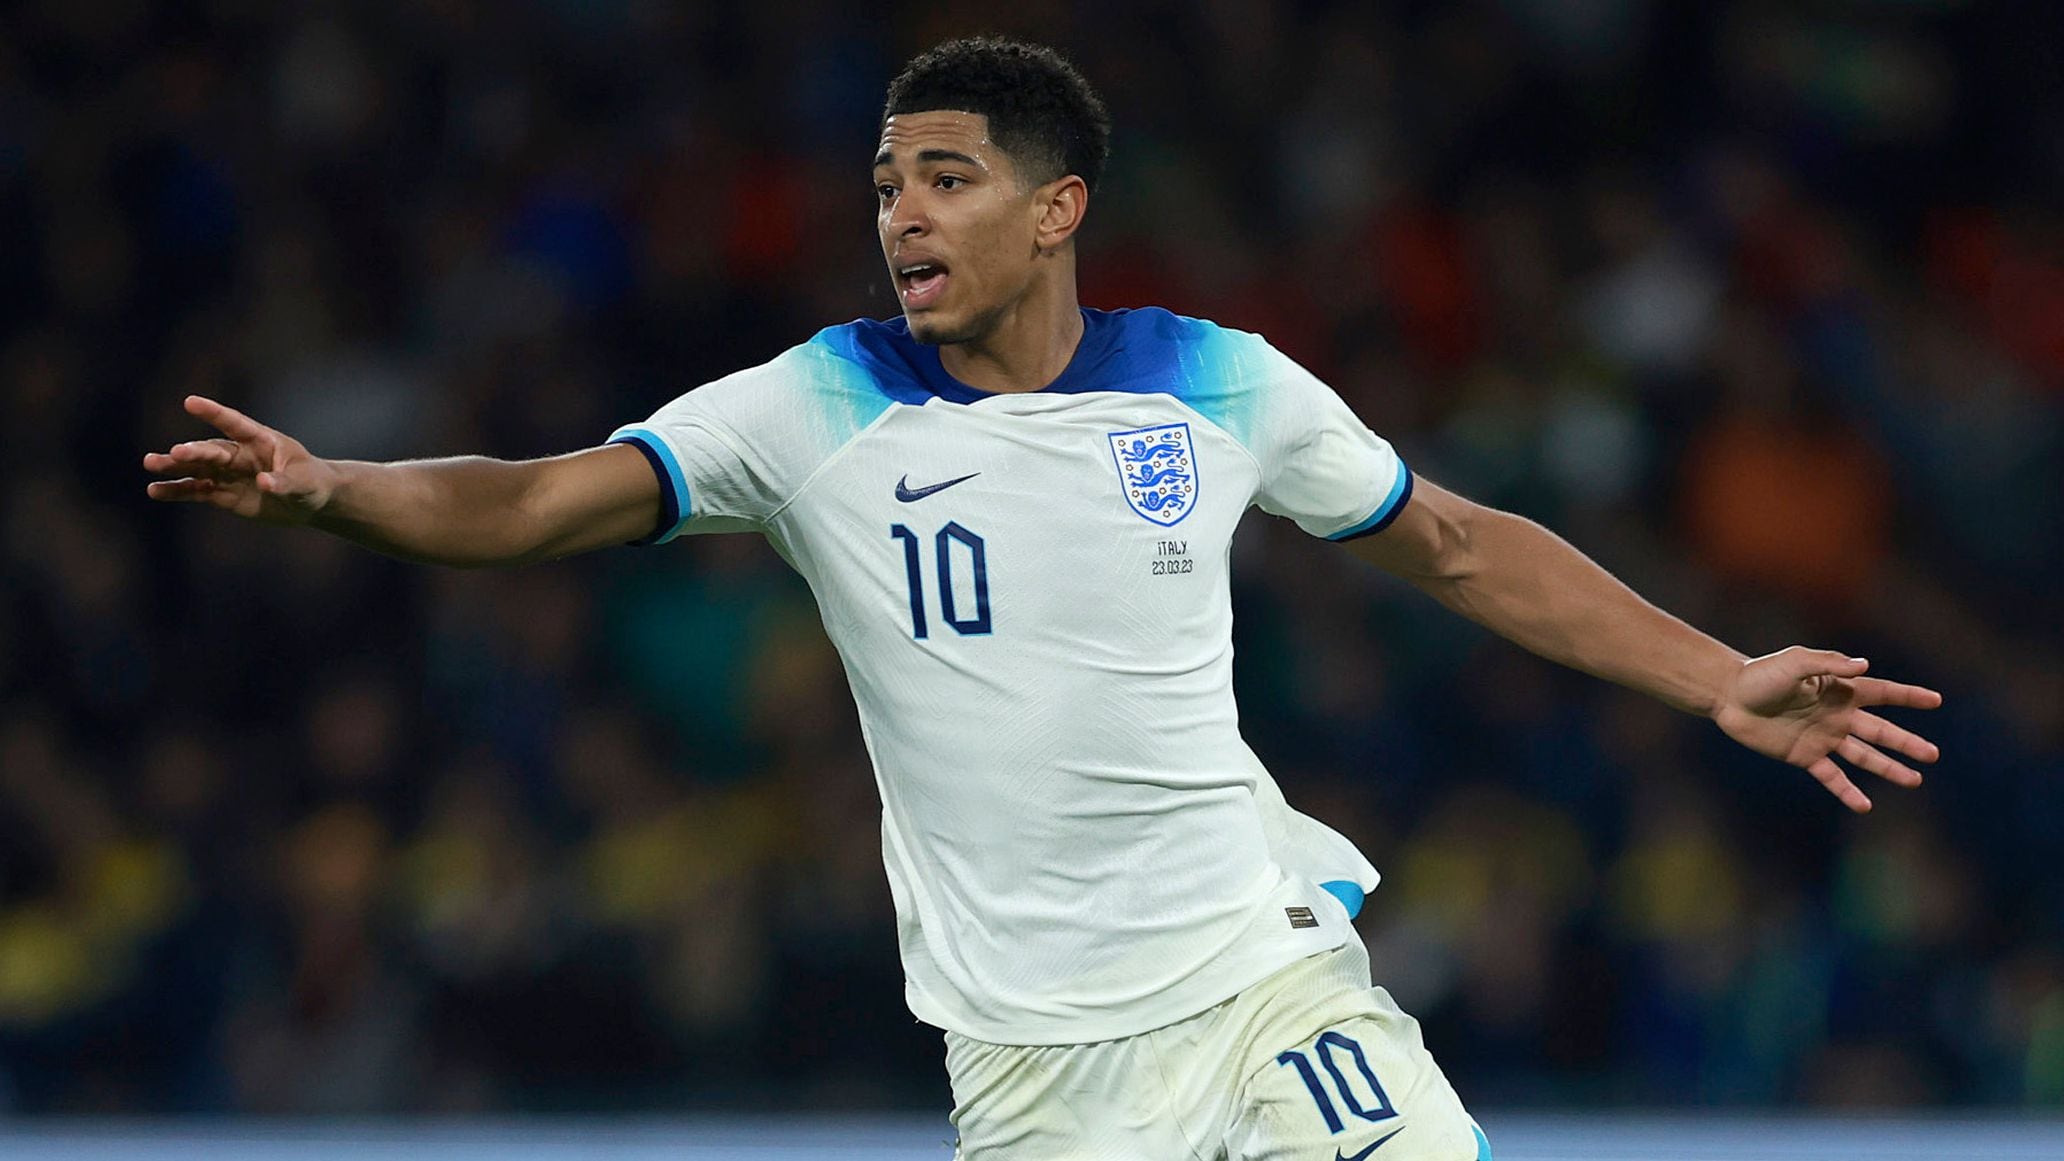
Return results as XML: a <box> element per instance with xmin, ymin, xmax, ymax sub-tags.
<box><xmin>946</xmin><ymin>940</ymin><xmax>1484</xmax><ymax>1160</ymax></box>
<box><xmin>611</xmin><ymin>310</ymin><xmax>1410</xmax><ymax>1044</ymax></box>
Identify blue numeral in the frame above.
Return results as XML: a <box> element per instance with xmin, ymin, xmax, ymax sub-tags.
<box><xmin>889</xmin><ymin>525</ymin><xmax>928</xmax><ymax>639</ymax></box>
<box><xmin>891</xmin><ymin>523</ymin><xmax>991</xmax><ymax>639</ymax></box>
<box><xmin>935</xmin><ymin>522</ymin><xmax>991</xmax><ymax>635</ymax></box>
<box><xmin>1278</xmin><ymin>1030</ymin><xmax>1397</xmax><ymax>1135</ymax></box>
<box><xmin>1276</xmin><ymin>1048</ymin><xmax>1343</xmax><ymax>1133</ymax></box>
<box><xmin>1316</xmin><ymin>1031</ymin><xmax>1397</xmax><ymax>1122</ymax></box>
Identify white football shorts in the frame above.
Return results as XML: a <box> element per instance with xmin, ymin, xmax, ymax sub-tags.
<box><xmin>945</xmin><ymin>937</ymin><xmax>1491</xmax><ymax>1160</ymax></box>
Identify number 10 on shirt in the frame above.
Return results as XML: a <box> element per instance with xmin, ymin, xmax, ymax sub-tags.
<box><xmin>890</xmin><ymin>522</ymin><xmax>992</xmax><ymax>639</ymax></box>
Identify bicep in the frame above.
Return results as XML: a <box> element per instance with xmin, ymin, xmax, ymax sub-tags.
<box><xmin>521</xmin><ymin>443</ymin><xmax>665</xmax><ymax>560</ymax></box>
<box><xmin>1342</xmin><ymin>475</ymin><xmax>1484</xmax><ymax>582</ymax></box>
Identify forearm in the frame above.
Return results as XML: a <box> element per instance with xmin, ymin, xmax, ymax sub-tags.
<box><xmin>1366</xmin><ymin>503</ymin><xmax>1744</xmax><ymax>716</ymax></box>
<box><xmin>146</xmin><ymin>397</ymin><xmax>659</xmax><ymax>560</ymax></box>
<box><xmin>310</xmin><ymin>457</ymin><xmax>555</xmax><ymax>567</ymax></box>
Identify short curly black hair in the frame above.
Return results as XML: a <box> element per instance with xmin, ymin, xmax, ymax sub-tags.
<box><xmin>883</xmin><ymin>37</ymin><xmax>1112</xmax><ymax>194</ymax></box>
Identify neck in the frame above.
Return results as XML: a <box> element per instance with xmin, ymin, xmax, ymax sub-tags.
<box><xmin>937</xmin><ymin>267</ymin><xmax>1084</xmax><ymax>394</ymax></box>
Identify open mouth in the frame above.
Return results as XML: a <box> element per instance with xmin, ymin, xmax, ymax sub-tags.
<box><xmin>896</xmin><ymin>261</ymin><xmax>950</xmax><ymax>309</ymax></box>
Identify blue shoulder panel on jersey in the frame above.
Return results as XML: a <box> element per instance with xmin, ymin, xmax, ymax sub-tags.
<box><xmin>1318</xmin><ymin>879</ymin><xmax>1365</xmax><ymax>919</ymax></box>
<box><xmin>607</xmin><ymin>427</ymin><xmax>692</xmax><ymax>545</ymax></box>
<box><xmin>810</xmin><ymin>320</ymin><xmax>937</xmax><ymax>405</ymax></box>
<box><xmin>810</xmin><ymin>308</ymin><xmax>1235</xmax><ymax>408</ymax></box>
<box><xmin>1474</xmin><ymin>1123</ymin><xmax>1494</xmax><ymax>1160</ymax></box>
<box><xmin>1325</xmin><ymin>465</ymin><xmax>1415</xmax><ymax>542</ymax></box>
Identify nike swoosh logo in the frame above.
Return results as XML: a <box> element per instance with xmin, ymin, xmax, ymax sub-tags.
<box><xmin>1335</xmin><ymin>1124</ymin><xmax>1405</xmax><ymax>1161</ymax></box>
<box><xmin>895</xmin><ymin>472</ymin><xmax>979</xmax><ymax>502</ymax></box>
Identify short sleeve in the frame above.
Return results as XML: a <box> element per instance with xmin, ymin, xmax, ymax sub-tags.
<box><xmin>1240</xmin><ymin>339</ymin><xmax>1413</xmax><ymax>541</ymax></box>
<box><xmin>606</xmin><ymin>339</ymin><xmax>898</xmax><ymax>544</ymax></box>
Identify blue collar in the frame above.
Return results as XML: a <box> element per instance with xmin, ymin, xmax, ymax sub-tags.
<box><xmin>900</xmin><ymin>307</ymin><xmax>1128</xmax><ymax>404</ymax></box>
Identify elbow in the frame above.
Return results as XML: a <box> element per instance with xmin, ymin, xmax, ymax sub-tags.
<box><xmin>1347</xmin><ymin>477</ymin><xmax>1494</xmax><ymax>588</ymax></box>
<box><xmin>1418</xmin><ymin>503</ymin><xmax>1482</xmax><ymax>584</ymax></box>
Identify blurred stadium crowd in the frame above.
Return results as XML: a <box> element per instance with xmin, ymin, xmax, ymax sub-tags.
<box><xmin>2</xmin><ymin>0</ymin><xmax>2061</xmax><ymax>1117</ymax></box>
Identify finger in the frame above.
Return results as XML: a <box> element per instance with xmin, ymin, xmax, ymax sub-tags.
<box><xmin>148</xmin><ymin>477</ymin><xmax>251</xmax><ymax>512</ymax></box>
<box><xmin>145</xmin><ymin>454</ymin><xmax>221</xmax><ymax>483</ymax></box>
<box><xmin>156</xmin><ymin>440</ymin><xmax>246</xmax><ymax>480</ymax></box>
<box><xmin>1767</xmin><ymin>647</ymin><xmax>1870</xmax><ymax>683</ymax></box>
<box><xmin>168</xmin><ymin>439</ymin><xmax>240</xmax><ymax>464</ymax></box>
<box><xmin>1849</xmin><ymin>711</ymin><xmax>1940</xmax><ymax>764</ymax></box>
<box><xmin>145</xmin><ymin>478</ymin><xmax>218</xmax><ymax>502</ymax></box>
<box><xmin>1837</xmin><ymin>736</ymin><xmax>1924</xmax><ymax>788</ymax></box>
<box><xmin>1806</xmin><ymin>756</ymin><xmax>1872</xmax><ymax>813</ymax></box>
<box><xmin>183</xmin><ymin>395</ymin><xmax>274</xmax><ymax>445</ymax></box>
<box><xmin>1851</xmin><ymin>676</ymin><xmax>1944</xmax><ymax>711</ymax></box>
<box><xmin>145</xmin><ymin>444</ymin><xmax>238</xmax><ymax>470</ymax></box>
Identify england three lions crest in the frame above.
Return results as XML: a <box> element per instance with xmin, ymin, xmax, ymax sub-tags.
<box><xmin>1107</xmin><ymin>422</ymin><xmax>1199</xmax><ymax>527</ymax></box>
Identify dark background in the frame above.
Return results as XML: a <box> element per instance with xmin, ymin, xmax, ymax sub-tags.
<box><xmin>1</xmin><ymin>0</ymin><xmax>2060</xmax><ymax>1116</ymax></box>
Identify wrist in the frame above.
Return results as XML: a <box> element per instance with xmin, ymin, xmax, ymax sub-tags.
<box><xmin>1697</xmin><ymin>649</ymin><xmax>1749</xmax><ymax>719</ymax></box>
<box><xmin>303</xmin><ymin>458</ymin><xmax>360</xmax><ymax>529</ymax></box>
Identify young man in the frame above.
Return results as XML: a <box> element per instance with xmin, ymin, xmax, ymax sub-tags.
<box><xmin>146</xmin><ymin>37</ymin><xmax>1940</xmax><ymax>1161</ymax></box>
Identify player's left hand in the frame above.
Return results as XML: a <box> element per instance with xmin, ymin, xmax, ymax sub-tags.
<box><xmin>1713</xmin><ymin>646</ymin><xmax>1942</xmax><ymax>813</ymax></box>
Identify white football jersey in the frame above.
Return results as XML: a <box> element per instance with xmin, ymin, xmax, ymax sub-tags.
<box><xmin>609</xmin><ymin>308</ymin><xmax>1413</xmax><ymax>1045</ymax></box>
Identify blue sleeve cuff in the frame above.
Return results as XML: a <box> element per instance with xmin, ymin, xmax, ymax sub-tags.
<box><xmin>607</xmin><ymin>427</ymin><xmax>692</xmax><ymax>545</ymax></box>
<box><xmin>1325</xmin><ymin>463</ymin><xmax>1414</xmax><ymax>543</ymax></box>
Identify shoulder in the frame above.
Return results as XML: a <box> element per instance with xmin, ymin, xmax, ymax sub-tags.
<box><xmin>611</xmin><ymin>322</ymin><xmax>929</xmax><ymax>489</ymax></box>
<box><xmin>804</xmin><ymin>316</ymin><xmax>937</xmax><ymax>405</ymax></box>
<box><xmin>1097</xmin><ymin>307</ymin><xmax>1296</xmax><ymax>387</ymax></box>
<box><xmin>1086</xmin><ymin>308</ymin><xmax>1305</xmax><ymax>444</ymax></box>
<box><xmin>660</xmin><ymin>318</ymin><xmax>931</xmax><ymax>435</ymax></box>
<box><xmin>1095</xmin><ymin>306</ymin><xmax>1256</xmax><ymax>354</ymax></box>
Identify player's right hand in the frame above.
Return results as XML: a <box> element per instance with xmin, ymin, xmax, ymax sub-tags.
<box><xmin>143</xmin><ymin>395</ymin><xmax>342</xmax><ymax>526</ymax></box>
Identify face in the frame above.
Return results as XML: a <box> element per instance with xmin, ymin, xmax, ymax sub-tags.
<box><xmin>874</xmin><ymin>111</ymin><xmax>1049</xmax><ymax>345</ymax></box>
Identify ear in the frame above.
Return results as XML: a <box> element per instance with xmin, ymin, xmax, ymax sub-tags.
<box><xmin>1033</xmin><ymin>175</ymin><xmax>1089</xmax><ymax>251</ymax></box>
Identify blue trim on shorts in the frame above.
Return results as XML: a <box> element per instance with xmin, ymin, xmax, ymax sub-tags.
<box><xmin>1474</xmin><ymin>1123</ymin><xmax>1493</xmax><ymax>1159</ymax></box>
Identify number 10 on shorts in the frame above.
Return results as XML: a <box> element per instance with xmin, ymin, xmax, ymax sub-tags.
<box><xmin>1277</xmin><ymin>1030</ymin><xmax>1398</xmax><ymax>1134</ymax></box>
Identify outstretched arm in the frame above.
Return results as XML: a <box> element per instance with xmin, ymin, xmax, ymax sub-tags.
<box><xmin>143</xmin><ymin>395</ymin><xmax>661</xmax><ymax>567</ymax></box>
<box><xmin>1348</xmin><ymin>477</ymin><xmax>1941</xmax><ymax>812</ymax></box>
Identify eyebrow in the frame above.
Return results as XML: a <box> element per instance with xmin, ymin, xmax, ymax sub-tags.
<box><xmin>872</xmin><ymin>147</ymin><xmax>985</xmax><ymax>171</ymax></box>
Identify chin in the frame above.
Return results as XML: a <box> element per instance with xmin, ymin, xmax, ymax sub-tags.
<box><xmin>906</xmin><ymin>302</ymin><xmax>1006</xmax><ymax>348</ymax></box>
<box><xmin>904</xmin><ymin>311</ymin><xmax>968</xmax><ymax>346</ymax></box>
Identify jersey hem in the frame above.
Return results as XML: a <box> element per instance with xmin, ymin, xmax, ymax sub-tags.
<box><xmin>906</xmin><ymin>925</ymin><xmax>1353</xmax><ymax>1047</ymax></box>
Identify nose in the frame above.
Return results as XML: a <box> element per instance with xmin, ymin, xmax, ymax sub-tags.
<box><xmin>886</xmin><ymin>189</ymin><xmax>928</xmax><ymax>238</ymax></box>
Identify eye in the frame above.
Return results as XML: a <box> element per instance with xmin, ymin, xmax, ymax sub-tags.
<box><xmin>876</xmin><ymin>183</ymin><xmax>898</xmax><ymax>201</ymax></box>
<box><xmin>936</xmin><ymin>175</ymin><xmax>965</xmax><ymax>191</ymax></box>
